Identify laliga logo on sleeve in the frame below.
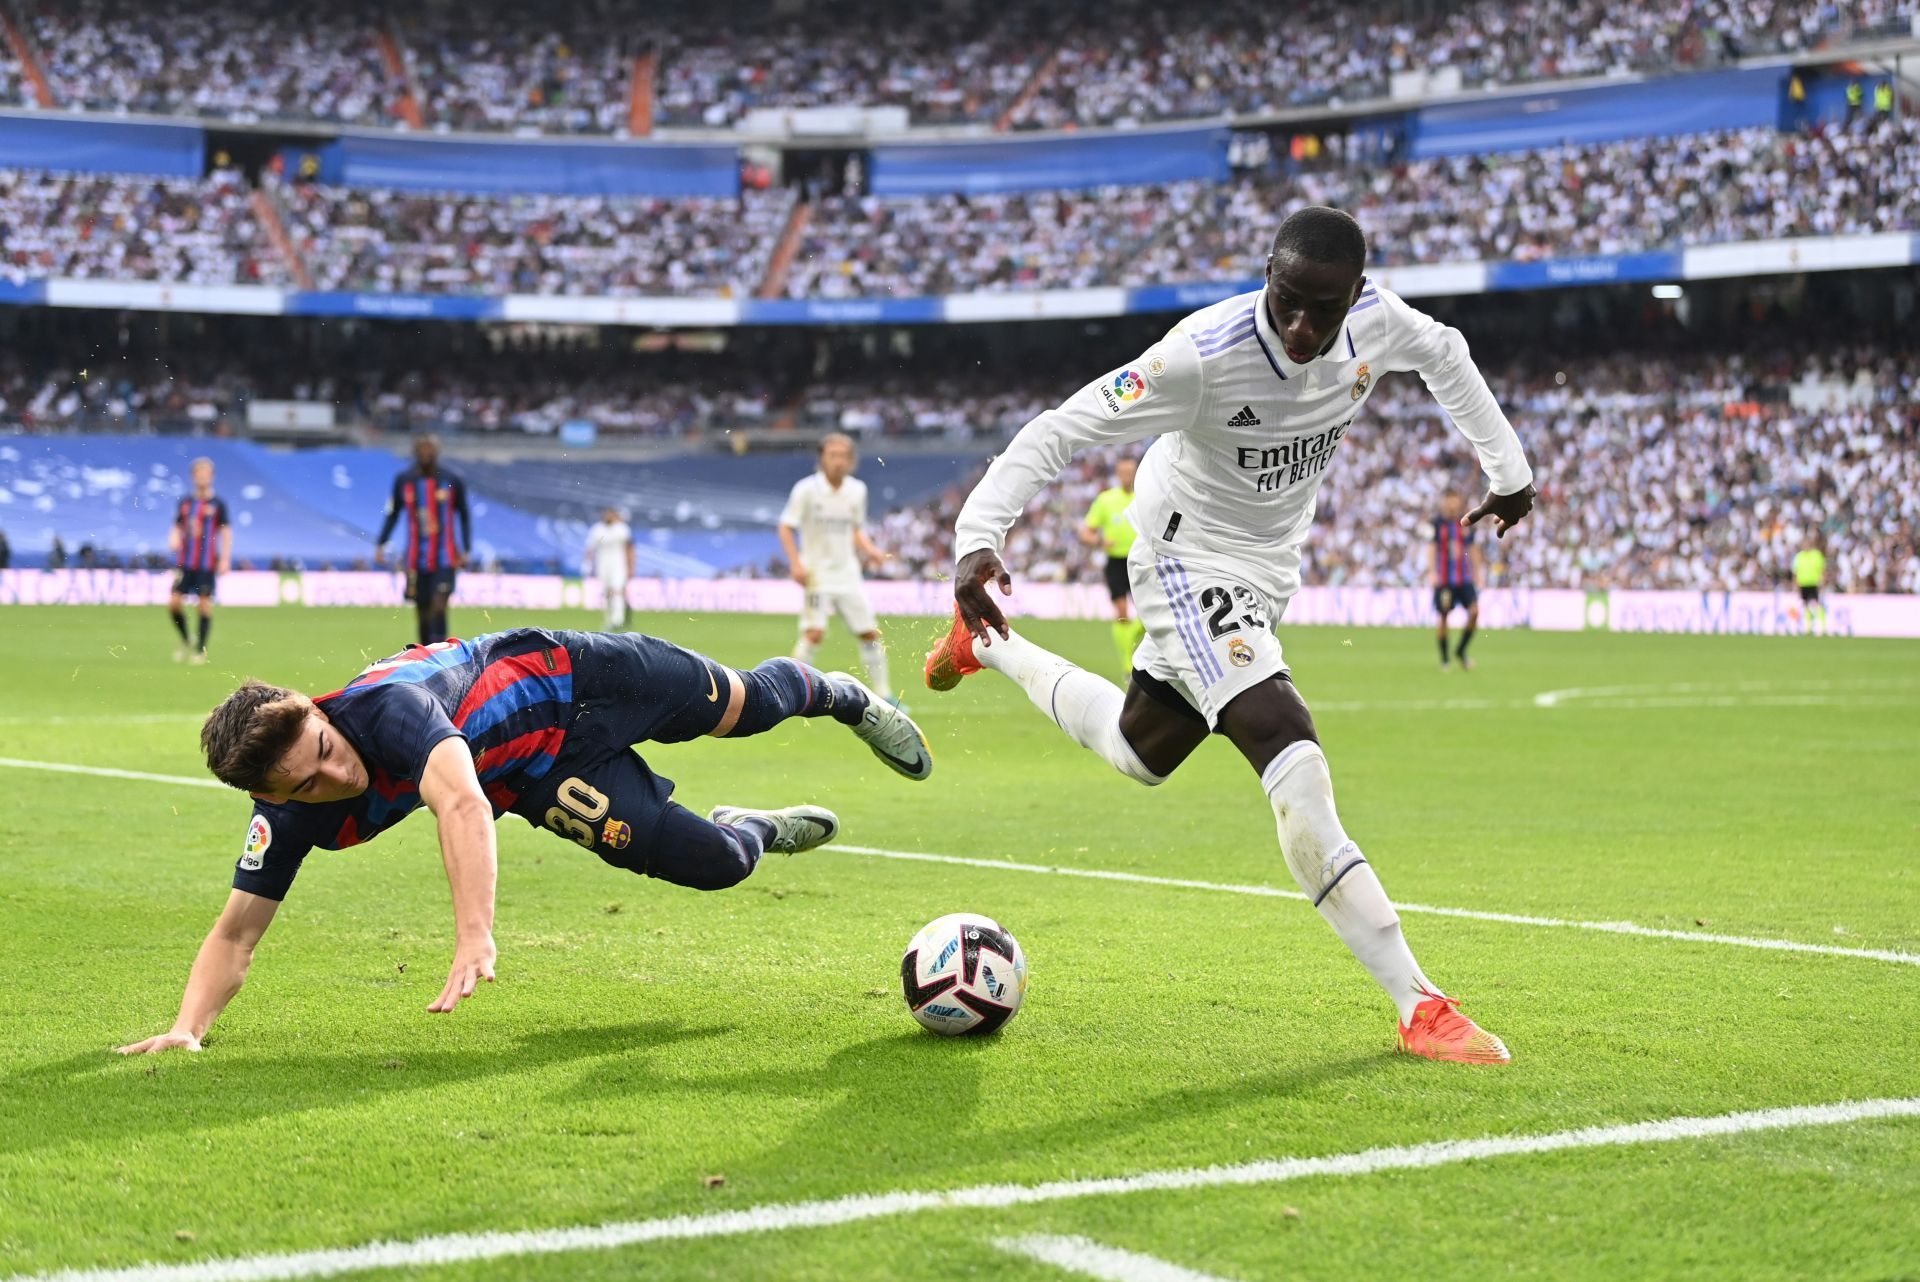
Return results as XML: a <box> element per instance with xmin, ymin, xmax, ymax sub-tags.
<box><xmin>1099</xmin><ymin>367</ymin><xmax>1152</xmax><ymax>418</ymax></box>
<box><xmin>241</xmin><ymin>815</ymin><xmax>271</xmax><ymax>870</ymax></box>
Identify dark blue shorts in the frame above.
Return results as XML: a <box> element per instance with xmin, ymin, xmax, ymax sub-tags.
<box><xmin>509</xmin><ymin>632</ymin><xmax>735</xmax><ymax>874</ymax></box>
<box><xmin>1434</xmin><ymin>582</ymin><xmax>1477</xmax><ymax>614</ymax></box>
<box><xmin>406</xmin><ymin>568</ymin><xmax>457</xmax><ymax>604</ymax></box>
<box><xmin>173</xmin><ymin>569</ymin><xmax>217</xmax><ymax>599</ymax></box>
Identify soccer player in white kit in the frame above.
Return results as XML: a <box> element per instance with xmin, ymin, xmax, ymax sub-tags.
<box><xmin>926</xmin><ymin>208</ymin><xmax>1537</xmax><ymax>1064</ymax></box>
<box><xmin>780</xmin><ymin>433</ymin><xmax>893</xmax><ymax>699</ymax></box>
<box><xmin>584</xmin><ymin>506</ymin><xmax>634</xmax><ymax>630</ymax></box>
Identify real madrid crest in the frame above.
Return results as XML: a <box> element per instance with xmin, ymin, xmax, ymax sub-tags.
<box><xmin>1147</xmin><ymin>354</ymin><xmax>1167</xmax><ymax>378</ymax></box>
<box><xmin>1227</xmin><ymin>637</ymin><xmax>1255</xmax><ymax>668</ymax></box>
<box><xmin>1351</xmin><ymin>362</ymin><xmax>1371</xmax><ymax>402</ymax></box>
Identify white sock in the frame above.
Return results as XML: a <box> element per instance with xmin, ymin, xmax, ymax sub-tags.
<box><xmin>793</xmin><ymin>635</ymin><xmax>818</xmax><ymax>664</ymax></box>
<box><xmin>977</xmin><ymin>629</ymin><xmax>1163</xmax><ymax>785</ymax></box>
<box><xmin>858</xmin><ymin>637</ymin><xmax>892</xmax><ymax>698</ymax></box>
<box><xmin>1263</xmin><ymin>741</ymin><xmax>1438</xmax><ymax>1022</ymax></box>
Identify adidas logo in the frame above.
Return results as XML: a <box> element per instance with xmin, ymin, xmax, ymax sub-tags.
<box><xmin>1227</xmin><ymin>405</ymin><xmax>1261</xmax><ymax>427</ymax></box>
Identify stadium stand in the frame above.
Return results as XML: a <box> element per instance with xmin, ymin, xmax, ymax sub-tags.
<box><xmin>0</xmin><ymin>169</ymin><xmax>289</xmax><ymax>286</ymax></box>
<box><xmin>19</xmin><ymin>0</ymin><xmax>395</xmax><ymax>124</ymax></box>
<box><xmin>4</xmin><ymin>0</ymin><xmax>1905</xmax><ymax>131</ymax></box>
<box><xmin>14</xmin><ymin>117</ymin><xmax>1903</xmax><ymax>301</ymax></box>
<box><xmin>275</xmin><ymin>180</ymin><xmax>792</xmax><ymax>297</ymax></box>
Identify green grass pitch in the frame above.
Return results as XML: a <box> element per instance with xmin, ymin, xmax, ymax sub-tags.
<box><xmin>1</xmin><ymin>605</ymin><xmax>1917</xmax><ymax>1280</ymax></box>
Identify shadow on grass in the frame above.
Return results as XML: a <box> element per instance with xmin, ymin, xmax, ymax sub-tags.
<box><xmin>0</xmin><ymin>1020</ymin><xmax>730</xmax><ymax>1157</ymax></box>
<box><xmin>562</xmin><ymin>1028</ymin><xmax>1391</xmax><ymax>1193</ymax></box>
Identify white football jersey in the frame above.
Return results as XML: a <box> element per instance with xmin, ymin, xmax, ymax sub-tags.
<box><xmin>780</xmin><ymin>472</ymin><xmax>868</xmax><ymax>590</ymax></box>
<box><xmin>955</xmin><ymin>283</ymin><xmax>1534</xmax><ymax>600</ymax></box>
<box><xmin>584</xmin><ymin>519</ymin><xmax>632</xmax><ymax>582</ymax></box>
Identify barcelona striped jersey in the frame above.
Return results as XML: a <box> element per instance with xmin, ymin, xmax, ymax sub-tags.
<box><xmin>173</xmin><ymin>494</ymin><xmax>229</xmax><ymax>572</ymax></box>
<box><xmin>375</xmin><ymin>465</ymin><xmax>470</xmax><ymax>572</ymax></box>
<box><xmin>235</xmin><ymin>629</ymin><xmax>575</xmax><ymax>901</ymax></box>
<box><xmin>1431</xmin><ymin>517</ymin><xmax>1474</xmax><ymax>587</ymax></box>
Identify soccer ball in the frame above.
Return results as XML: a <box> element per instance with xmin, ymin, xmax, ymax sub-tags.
<box><xmin>900</xmin><ymin>912</ymin><xmax>1027</xmax><ymax>1035</ymax></box>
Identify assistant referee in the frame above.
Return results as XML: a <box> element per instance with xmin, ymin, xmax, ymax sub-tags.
<box><xmin>1078</xmin><ymin>456</ymin><xmax>1144</xmax><ymax>672</ymax></box>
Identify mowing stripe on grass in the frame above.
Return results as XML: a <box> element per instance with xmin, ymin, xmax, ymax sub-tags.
<box><xmin>1</xmin><ymin>758</ymin><xmax>1914</xmax><ymax>968</ymax></box>
<box><xmin>996</xmin><ymin>1235</ymin><xmax>1241</xmax><ymax>1282</ymax></box>
<box><xmin>13</xmin><ymin>1097</ymin><xmax>1920</xmax><ymax>1282</ymax></box>
<box><xmin>828</xmin><ymin>845</ymin><xmax>1920</xmax><ymax>968</ymax></box>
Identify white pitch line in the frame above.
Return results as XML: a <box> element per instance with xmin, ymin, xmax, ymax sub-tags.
<box><xmin>0</xmin><ymin>757</ymin><xmax>225</xmax><ymax>790</ymax></box>
<box><xmin>827</xmin><ymin>845</ymin><xmax>1920</xmax><ymax>968</ymax></box>
<box><xmin>1</xmin><ymin>758</ymin><xmax>1912</xmax><ymax>969</ymax></box>
<box><xmin>13</xmin><ymin>1096</ymin><xmax>1919</xmax><ymax>1282</ymax></box>
<box><xmin>997</xmin><ymin>1235</ymin><xmax>1242</xmax><ymax>1282</ymax></box>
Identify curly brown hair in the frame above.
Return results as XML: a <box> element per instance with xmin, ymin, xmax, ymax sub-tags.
<box><xmin>201</xmin><ymin>679</ymin><xmax>314</xmax><ymax>791</ymax></box>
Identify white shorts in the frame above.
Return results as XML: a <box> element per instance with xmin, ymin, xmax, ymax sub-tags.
<box><xmin>801</xmin><ymin>585</ymin><xmax>878</xmax><ymax>636</ymax></box>
<box><xmin>1127</xmin><ymin>539</ymin><xmax>1296</xmax><ymax>728</ymax></box>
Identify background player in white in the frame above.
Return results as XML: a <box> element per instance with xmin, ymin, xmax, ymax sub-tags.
<box><xmin>584</xmin><ymin>505</ymin><xmax>634</xmax><ymax>631</ymax></box>
<box><xmin>780</xmin><ymin>433</ymin><xmax>894</xmax><ymax>699</ymax></box>
<box><xmin>926</xmin><ymin>208</ymin><xmax>1538</xmax><ymax>1064</ymax></box>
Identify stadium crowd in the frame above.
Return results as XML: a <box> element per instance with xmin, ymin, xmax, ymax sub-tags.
<box><xmin>2</xmin><ymin>114</ymin><xmax>1912</xmax><ymax>296</ymax></box>
<box><xmin>0</xmin><ymin>169</ymin><xmax>287</xmax><ymax>286</ymax></box>
<box><xmin>2</xmin><ymin>0</ymin><xmax>1906</xmax><ymax>131</ymax></box>
<box><xmin>395</xmin><ymin>2</ymin><xmax>638</xmax><ymax>135</ymax></box>
<box><xmin>276</xmin><ymin>182</ymin><xmax>792</xmax><ymax>297</ymax></box>
<box><xmin>19</xmin><ymin>0</ymin><xmax>395</xmax><ymax>124</ymax></box>
<box><xmin>790</xmin><ymin>117</ymin><xmax>1920</xmax><ymax>296</ymax></box>
<box><xmin>862</xmin><ymin>345</ymin><xmax>1920</xmax><ymax>595</ymax></box>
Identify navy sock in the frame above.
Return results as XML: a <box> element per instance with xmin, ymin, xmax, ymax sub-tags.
<box><xmin>169</xmin><ymin>609</ymin><xmax>189</xmax><ymax>642</ymax></box>
<box><xmin>724</xmin><ymin>659</ymin><xmax>867</xmax><ymax>736</ymax></box>
<box><xmin>197</xmin><ymin>615</ymin><xmax>212</xmax><ymax>651</ymax></box>
<box><xmin>1437</xmin><ymin>633</ymin><xmax>1449</xmax><ymax>663</ymax></box>
<box><xmin>1456</xmin><ymin>627</ymin><xmax>1476</xmax><ymax>660</ymax></box>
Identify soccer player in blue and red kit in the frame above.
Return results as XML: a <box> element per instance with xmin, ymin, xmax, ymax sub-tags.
<box><xmin>168</xmin><ymin>457</ymin><xmax>231</xmax><ymax>665</ymax></box>
<box><xmin>1432</xmin><ymin>493</ymin><xmax>1484</xmax><ymax>670</ymax></box>
<box><xmin>116</xmin><ymin>628</ymin><xmax>932</xmax><ymax>1054</ymax></box>
<box><xmin>375</xmin><ymin>435</ymin><xmax>470</xmax><ymax>646</ymax></box>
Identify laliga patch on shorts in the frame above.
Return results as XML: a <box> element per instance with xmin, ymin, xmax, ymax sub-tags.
<box><xmin>241</xmin><ymin>815</ymin><xmax>271</xmax><ymax>870</ymax></box>
<box><xmin>1098</xmin><ymin>367</ymin><xmax>1151</xmax><ymax>419</ymax></box>
<box><xmin>601</xmin><ymin>818</ymin><xmax>632</xmax><ymax>850</ymax></box>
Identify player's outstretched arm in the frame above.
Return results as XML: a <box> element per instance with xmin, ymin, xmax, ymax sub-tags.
<box><xmin>117</xmin><ymin>889</ymin><xmax>279</xmax><ymax>1054</ymax></box>
<box><xmin>418</xmin><ymin>737</ymin><xmax>498</xmax><ymax>1014</ymax></box>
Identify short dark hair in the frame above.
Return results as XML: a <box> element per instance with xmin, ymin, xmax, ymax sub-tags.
<box><xmin>1269</xmin><ymin>207</ymin><xmax>1367</xmax><ymax>274</ymax></box>
<box><xmin>202</xmin><ymin>679</ymin><xmax>314</xmax><ymax>791</ymax></box>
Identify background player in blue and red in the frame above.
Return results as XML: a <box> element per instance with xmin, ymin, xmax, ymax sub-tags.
<box><xmin>167</xmin><ymin>457</ymin><xmax>231</xmax><ymax>665</ymax></box>
<box><xmin>1432</xmin><ymin>493</ymin><xmax>1486</xmax><ymax>670</ymax></box>
<box><xmin>115</xmin><ymin>627</ymin><xmax>933</xmax><ymax>1054</ymax></box>
<box><xmin>374</xmin><ymin>435</ymin><xmax>471</xmax><ymax>646</ymax></box>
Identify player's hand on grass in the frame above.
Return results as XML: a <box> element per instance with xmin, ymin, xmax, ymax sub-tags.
<box><xmin>954</xmin><ymin>548</ymin><xmax>1013</xmax><ymax>643</ymax></box>
<box><xmin>116</xmin><ymin>1030</ymin><xmax>202</xmax><ymax>1055</ymax></box>
<box><xmin>1464</xmin><ymin>483</ymin><xmax>1537</xmax><ymax>539</ymax></box>
<box><xmin>428</xmin><ymin>932</ymin><xmax>497</xmax><ymax>1013</ymax></box>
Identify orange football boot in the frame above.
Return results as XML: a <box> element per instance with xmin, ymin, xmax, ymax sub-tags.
<box><xmin>1398</xmin><ymin>991</ymin><xmax>1511</xmax><ymax>1065</ymax></box>
<box><xmin>923</xmin><ymin>605</ymin><xmax>984</xmax><ymax>691</ymax></box>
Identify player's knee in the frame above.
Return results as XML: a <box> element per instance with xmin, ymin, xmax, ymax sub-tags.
<box><xmin>649</xmin><ymin>811</ymin><xmax>757</xmax><ymax>890</ymax></box>
<box><xmin>857</xmin><ymin>629</ymin><xmax>881</xmax><ymax>642</ymax></box>
<box><xmin>803</xmin><ymin>629</ymin><xmax>825</xmax><ymax>644</ymax></box>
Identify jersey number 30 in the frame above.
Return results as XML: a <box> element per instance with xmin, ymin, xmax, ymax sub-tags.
<box><xmin>544</xmin><ymin>776</ymin><xmax>610</xmax><ymax>849</ymax></box>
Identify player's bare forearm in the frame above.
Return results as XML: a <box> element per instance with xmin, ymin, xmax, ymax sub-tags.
<box><xmin>1078</xmin><ymin>525</ymin><xmax>1100</xmax><ymax>547</ymax></box>
<box><xmin>420</xmin><ymin>739</ymin><xmax>498</xmax><ymax>1012</ymax></box>
<box><xmin>778</xmin><ymin>525</ymin><xmax>807</xmax><ymax>584</ymax></box>
<box><xmin>118</xmin><ymin>890</ymin><xmax>277</xmax><ymax>1054</ymax></box>
<box><xmin>854</xmin><ymin>529</ymin><xmax>888</xmax><ymax>568</ymax></box>
<box><xmin>953</xmin><ymin>547</ymin><xmax>1013</xmax><ymax>642</ymax></box>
